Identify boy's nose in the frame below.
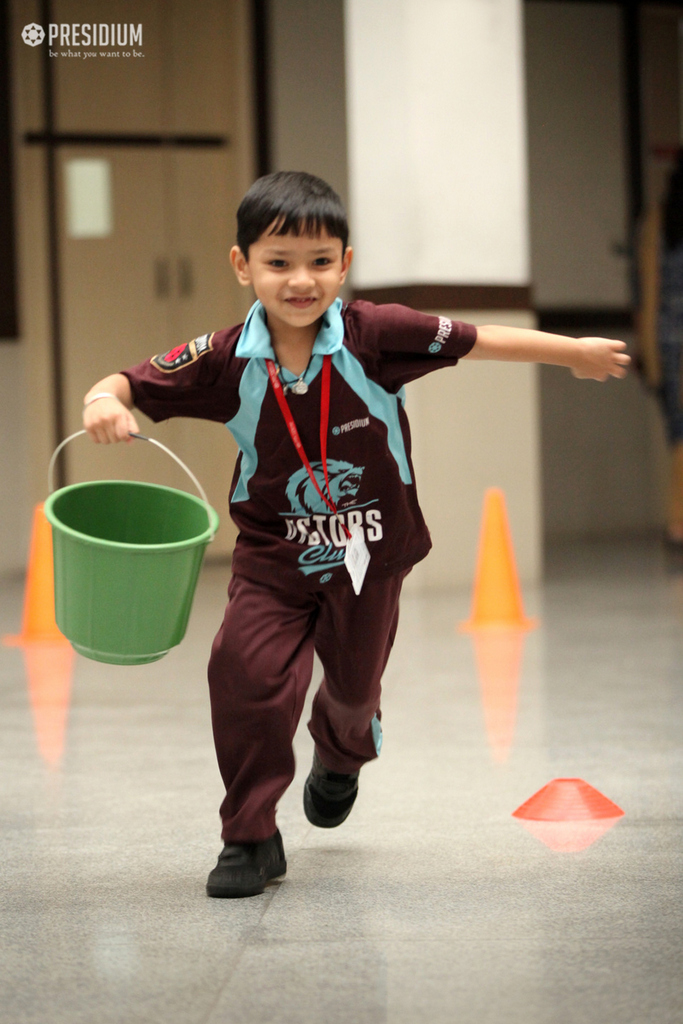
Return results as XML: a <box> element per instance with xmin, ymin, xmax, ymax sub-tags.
<box><xmin>288</xmin><ymin>265</ymin><xmax>315</xmax><ymax>290</ymax></box>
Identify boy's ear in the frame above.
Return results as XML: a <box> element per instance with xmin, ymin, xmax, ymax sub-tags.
<box><xmin>230</xmin><ymin>245</ymin><xmax>252</xmax><ymax>286</ymax></box>
<box><xmin>339</xmin><ymin>246</ymin><xmax>353</xmax><ymax>285</ymax></box>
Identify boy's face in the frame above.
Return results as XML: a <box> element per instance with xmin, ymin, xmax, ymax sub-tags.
<box><xmin>230</xmin><ymin>228</ymin><xmax>353</xmax><ymax>333</ymax></box>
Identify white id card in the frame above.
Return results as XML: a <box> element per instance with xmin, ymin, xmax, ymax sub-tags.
<box><xmin>344</xmin><ymin>523</ymin><xmax>370</xmax><ymax>595</ymax></box>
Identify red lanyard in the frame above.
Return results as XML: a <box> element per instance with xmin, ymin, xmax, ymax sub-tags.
<box><xmin>266</xmin><ymin>354</ymin><xmax>351</xmax><ymax>539</ymax></box>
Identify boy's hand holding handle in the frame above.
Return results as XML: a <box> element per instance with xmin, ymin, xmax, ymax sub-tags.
<box><xmin>83</xmin><ymin>372</ymin><xmax>139</xmax><ymax>444</ymax></box>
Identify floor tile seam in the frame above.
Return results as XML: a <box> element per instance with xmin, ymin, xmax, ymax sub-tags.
<box><xmin>200</xmin><ymin>830</ymin><xmax>315</xmax><ymax>1023</ymax></box>
<box><xmin>199</xmin><ymin>899</ymin><xmax>278</xmax><ymax>1024</ymax></box>
<box><xmin>190</xmin><ymin>934</ymin><xmax>675</xmax><ymax>950</ymax></box>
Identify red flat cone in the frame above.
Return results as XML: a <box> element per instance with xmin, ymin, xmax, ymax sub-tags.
<box><xmin>472</xmin><ymin>631</ymin><xmax>525</xmax><ymax>763</ymax></box>
<box><xmin>513</xmin><ymin>779</ymin><xmax>624</xmax><ymax>852</ymax></box>
<box><xmin>512</xmin><ymin>778</ymin><xmax>625</xmax><ymax>821</ymax></box>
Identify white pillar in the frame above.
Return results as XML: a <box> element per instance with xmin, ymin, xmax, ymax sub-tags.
<box><xmin>345</xmin><ymin>0</ymin><xmax>540</xmax><ymax>590</ymax></box>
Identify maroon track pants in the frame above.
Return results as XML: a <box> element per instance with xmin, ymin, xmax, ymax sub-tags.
<box><xmin>207</xmin><ymin>570</ymin><xmax>406</xmax><ymax>842</ymax></box>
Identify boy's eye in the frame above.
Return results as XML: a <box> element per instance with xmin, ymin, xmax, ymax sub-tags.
<box><xmin>313</xmin><ymin>258</ymin><xmax>331</xmax><ymax>266</ymax></box>
<box><xmin>269</xmin><ymin>260</ymin><xmax>287</xmax><ymax>268</ymax></box>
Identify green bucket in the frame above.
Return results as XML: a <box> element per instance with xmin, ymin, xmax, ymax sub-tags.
<box><xmin>43</xmin><ymin>432</ymin><xmax>219</xmax><ymax>666</ymax></box>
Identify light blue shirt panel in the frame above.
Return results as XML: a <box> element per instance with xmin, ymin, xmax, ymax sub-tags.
<box><xmin>228</xmin><ymin>299</ymin><xmax>344</xmax><ymax>502</ymax></box>
<box><xmin>234</xmin><ymin>298</ymin><xmax>344</xmax><ymax>359</ymax></box>
<box><xmin>225</xmin><ymin>359</ymin><xmax>270</xmax><ymax>503</ymax></box>
<box><xmin>331</xmin><ymin>347</ymin><xmax>412</xmax><ymax>485</ymax></box>
<box><xmin>227</xmin><ymin>297</ymin><xmax>411</xmax><ymax>499</ymax></box>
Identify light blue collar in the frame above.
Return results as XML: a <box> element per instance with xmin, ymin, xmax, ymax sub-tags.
<box><xmin>235</xmin><ymin>298</ymin><xmax>345</xmax><ymax>360</ymax></box>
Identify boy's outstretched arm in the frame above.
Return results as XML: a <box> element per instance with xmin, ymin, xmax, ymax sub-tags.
<box><xmin>464</xmin><ymin>325</ymin><xmax>630</xmax><ymax>381</ymax></box>
<box><xmin>83</xmin><ymin>373</ymin><xmax>140</xmax><ymax>444</ymax></box>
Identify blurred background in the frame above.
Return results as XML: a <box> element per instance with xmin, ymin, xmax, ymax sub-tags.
<box><xmin>1</xmin><ymin>0</ymin><xmax>680</xmax><ymax>587</ymax></box>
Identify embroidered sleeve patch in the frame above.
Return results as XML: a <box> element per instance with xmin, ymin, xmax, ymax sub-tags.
<box><xmin>151</xmin><ymin>333</ymin><xmax>214</xmax><ymax>373</ymax></box>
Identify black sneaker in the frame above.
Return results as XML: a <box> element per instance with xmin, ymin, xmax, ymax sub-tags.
<box><xmin>303</xmin><ymin>751</ymin><xmax>359</xmax><ymax>828</ymax></box>
<box><xmin>206</xmin><ymin>830</ymin><xmax>286</xmax><ymax>898</ymax></box>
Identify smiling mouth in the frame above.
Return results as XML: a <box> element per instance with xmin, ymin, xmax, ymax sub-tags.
<box><xmin>286</xmin><ymin>297</ymin><xmax>317</xmax><ymax>307</ymax></box>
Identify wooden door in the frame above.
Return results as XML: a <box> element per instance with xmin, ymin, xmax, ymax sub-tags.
<box><xmin>53</xmin><ymin>0</ymin><xmax>167</xmax><ymax>133</ymax></box>
<box><xmin>58</xmin><ymin>146</ymin><xmax>176</xmax><ymax>489</ymax></box>
<box><xmin>54</xmin><ymin>0</ymin><xmax>245</xmax><ymax>557</ymax></box>
<box><xmin>157</xmin><ymin>148</ymin><xmax>244</xmax><ymax>543</ymax></box>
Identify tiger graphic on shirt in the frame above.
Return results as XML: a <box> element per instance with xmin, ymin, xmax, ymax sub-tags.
<box><xmin>281</xmin><ymin>461</ymin><xmax>383</xmax><ymax>577</ymax></box>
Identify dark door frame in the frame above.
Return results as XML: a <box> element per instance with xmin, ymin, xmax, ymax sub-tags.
<box><xmin>0</xmin><ymin>0</ymin><xmax>18</xmax><ymax>338</ymax></box>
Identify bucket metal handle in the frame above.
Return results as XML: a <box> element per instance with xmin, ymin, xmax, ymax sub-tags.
<box><xmin>48</xmin><ymin>429</ymin><xmax>217</xmax><ymax>542</ymax></box>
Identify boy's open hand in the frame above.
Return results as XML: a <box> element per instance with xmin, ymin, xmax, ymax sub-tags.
<box><xmin>84</xmin><ymin>397</ymin><xmax>140</xmax><ymax>444</ymax></box>
<box><xmin>571</xmin><ymin>338</ymin><xmax>631</xmax><ymax>381</ymax></box>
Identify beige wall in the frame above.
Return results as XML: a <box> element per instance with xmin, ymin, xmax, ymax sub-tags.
<box><xmin>269</xmin><ymin>0</ymin><xmax>349</xmax><ymax>210</ymax></box>
<box><xmin>525</xmin><ymin>1</ymin><xmax>630</xmax><ymax>308</ymax></box>
<box><xmin>345</xmin><ymin>0</ymin><xmax>530</xmax><ymax>288</ymax></box>
<box><xmin>540</xmin><ymin>331</ymin><xmax>667</xmax><ymax>538</ymax></box>
<box><xmin>525</xmin><ymin>1</ymin><xmax>667</xmax><ymax>536</ymax></box>
<box><xmin>405</xmin><ymin>311</ymin><xmax>541</xmax><ymax>591</ymax></box>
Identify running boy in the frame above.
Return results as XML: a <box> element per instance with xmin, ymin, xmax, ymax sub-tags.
<box><xmin>83</xmin><ymin>171</ymin><xmax>630</xmax><ymax>898</ymax></box>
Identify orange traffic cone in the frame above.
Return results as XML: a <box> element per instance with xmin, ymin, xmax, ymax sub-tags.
<box><xmin>3</xmin><ymin>504</ymin><xmax>69</xmax><ymax>646</ymax></box>
<box><xmin>459</xmin><ymin>488</ymin><xmax>537</xmax><ymax>632</ymax></box>
<box><xmin>512</xmin><ymin>778</ymin><xmax>625</xmax><ymax>852</ymax></box>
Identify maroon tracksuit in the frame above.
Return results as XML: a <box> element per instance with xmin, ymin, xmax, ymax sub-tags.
<box><xmin>123</xmin><ymin>300</ymin><xmax>476</xmax><ymax>840</ymax></box>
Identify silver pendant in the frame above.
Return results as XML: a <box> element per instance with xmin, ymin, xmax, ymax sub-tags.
<box><xmin>289</xmin><ymin>379</ymin><xmax>308</xmax><ymax>395</ymax></box>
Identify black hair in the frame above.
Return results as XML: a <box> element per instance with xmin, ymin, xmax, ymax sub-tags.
<box><xmin>236</xmin><ymin>171</ymin><xmax>349</xmax><ymax>257</ymax></box>
<box><xmin>664</xmin><ymin>150</ymin><xmax>683</xmax><ymax>251</ymax></box>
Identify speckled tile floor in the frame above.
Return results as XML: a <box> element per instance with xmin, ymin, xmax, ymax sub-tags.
<box><xmin>1</xmin><ymin>539</ymin><xmax>681</xmax><ymax>1024</ymax></box>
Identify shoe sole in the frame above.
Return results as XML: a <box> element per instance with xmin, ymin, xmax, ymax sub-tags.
<box><xmin>303</xmin><ymin>783</ymin><xmax>356</xmax><ymax>829</ymax></box>
<box><xmin>206</xmin><ymin>860</ymin><xmax>287</xmax><ymax>899</ymax></box>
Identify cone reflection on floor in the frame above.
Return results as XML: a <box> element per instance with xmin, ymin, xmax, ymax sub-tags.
<box><xmin>459</xmin><ymin>489</ymin><xmax>537</xmax><ymax>632</ymax></box>
<box><xmin>24</xmin><ymin>643</ymin><xmax>75</xmax><ymax>769</ymax></box>
<box><xmin>460</xmin><ymin>489</ymin><xmax>535</xmax><ymax>763</ymax></box>
<box><xmin>3</xmin><ymin>504</ymin><xmax>69</xmax><ymax>646</ymax></box>
<box><xmin>3</xmin><ymin>504</ymin><xmax>74</xmax><ymax>769</ymax></box>
<box><xmin>512</xmin><ymin>778</ymin><xmax>625</xmax><ymax>852</ymax></box>
<box><xmin>472</xmin><ymin>631</ymin><xmax>525</xmax><ymax>763</ymax></box>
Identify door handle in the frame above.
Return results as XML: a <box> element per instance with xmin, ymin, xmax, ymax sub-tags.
<box><xmin>178</xmin><ymin>256</ymin><xmax>194</xmax><ymax>298</ymax></box>
<box><xmin>154</xmin><ymin>258</ymin><xmax>170</xmax><ymax>298</ymax></box>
